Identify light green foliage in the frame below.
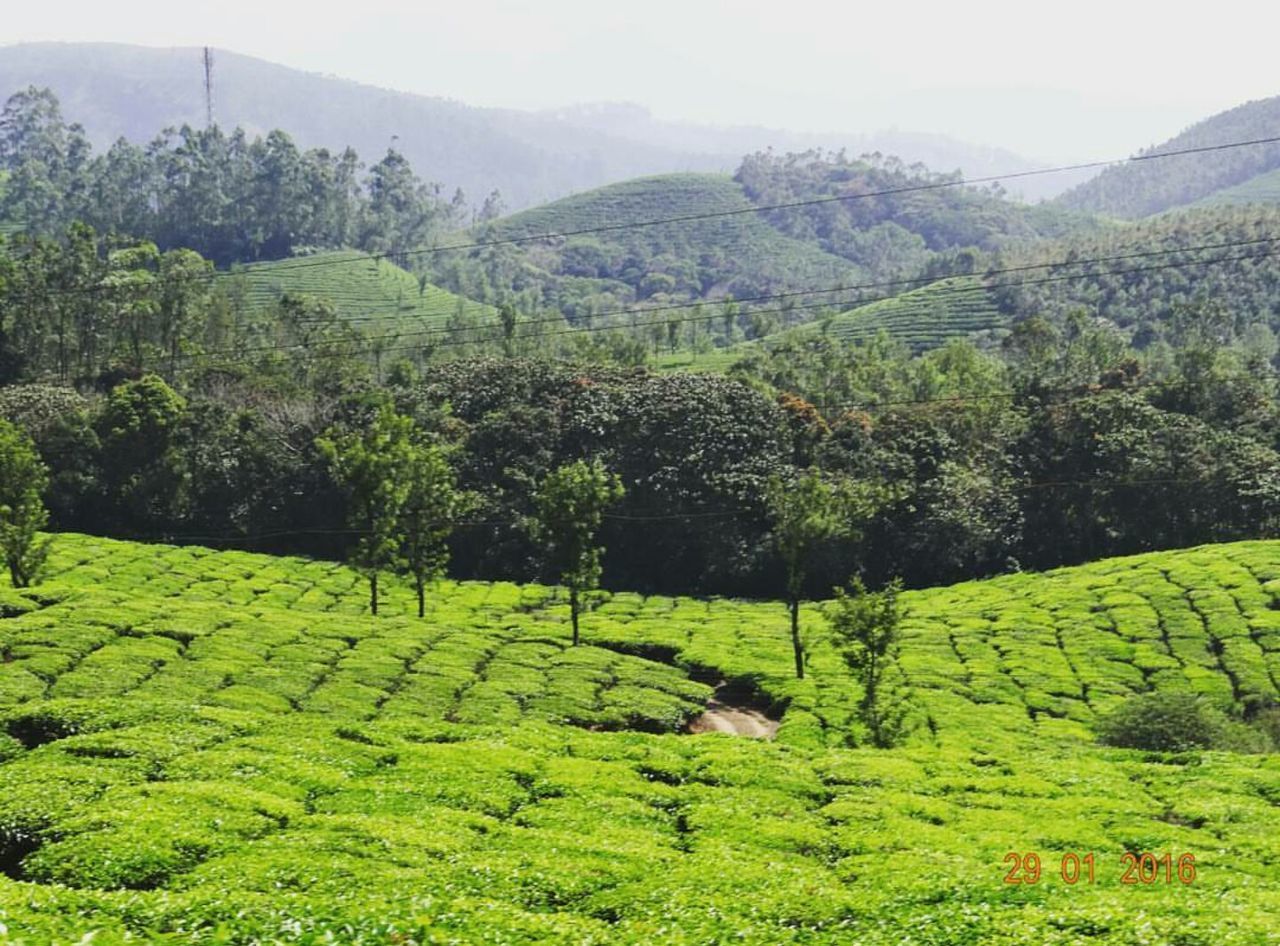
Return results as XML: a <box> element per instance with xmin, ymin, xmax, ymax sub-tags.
<box><xmin>316</xmin><ymin>401</ymin><xmax>416</xmax><ymax>614</ymax></box>
<box><xmin>828</xmin><ymin>578</ymin><xmax>912</xmax><ymax>747</ymax></box>
<box><xmin>0</xmin><ymin>535</ymin><xmax>1277</xmax><ymax>942</ymax></box>
<box><xmin>532</xmin><ymin>459</ymin><xmax>625</xmax><ymax>645</ymax></box>
<box><xmin>0</xmin><ymin>419</ymin><xmax>49</xmax><ymax>587</ymax></box>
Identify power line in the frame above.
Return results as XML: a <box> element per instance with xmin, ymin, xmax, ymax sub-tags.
<box><xmin>12</xmin><ymin>132</ymin><xmax>1280</xmax><ymax>300</ymax></box>
<box><xmin>299</xmin><ymin>233</ymin><xmax>1280</xmax><ymax>328</ymax></box>
<box><xmin>201</xmin><ymin>132</ymin><xmax>1280</xmax><ymax>276</ymax></box>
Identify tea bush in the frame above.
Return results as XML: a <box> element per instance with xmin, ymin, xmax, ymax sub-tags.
<box><xmin>0</xmin><ymin>534</ymin><xmax>1276</xmax><ymax>943</ymax></box>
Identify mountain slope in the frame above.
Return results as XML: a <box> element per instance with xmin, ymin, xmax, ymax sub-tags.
<box><xmin>0</xmin><ymin>534</ymin><xmax>1276</xmax><ymax>942</ymax></box>
<box><xmin>0</xmin><ymin>42</ymin><xmax>1051</xmax><ymax>213</ymax></box>
<box><xmin>1058</xmin><ymin>95</ymin><xmax>1280</xmax><ymax>217</ymax></box>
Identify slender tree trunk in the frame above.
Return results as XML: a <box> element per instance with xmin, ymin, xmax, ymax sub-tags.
<box><xmin>369</xmin><ymin>572</ymin><xmax>378</xmax><ymax>616</ymax></box>
<box><xmin>570</xmin><ymin>586</ymin><xmax>580</xmax><ymax>646</ymax></box>
<box><xmin>416</xmin><ymin>576</ymin><xmax>425</xmax><ymax>619</ymax></box>
<box><xmin>790</xmin><ymin>597</ymin><xmax>804</xmax><ymax>679</ymax></box>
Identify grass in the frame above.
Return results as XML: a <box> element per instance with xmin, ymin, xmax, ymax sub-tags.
<box><xmin>0</xmin><ymin>534</ymin><xmax>1277</xmax><ymax>943</ymax></box>
<box><xmin>227</xmin><ymin>250</ymin><xmax>496</xmax><ymax>333</ymax></box>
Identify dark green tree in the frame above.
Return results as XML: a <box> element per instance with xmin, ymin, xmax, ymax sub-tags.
<box><xmin>96</xmin><ymin>375</ymin><xmax>187</xmax><ymax>531</ymax></box>
<box><xmin>532</xmin><ymin>459</ymin><xmax>624</xmax><ymax>645</ymax></box>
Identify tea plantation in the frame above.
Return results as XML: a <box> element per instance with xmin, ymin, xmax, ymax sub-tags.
<box><xmin>0</xmin><ymin>535</ymin><xmax>1278</xmax><ymax>944</ymax></box>
<box><xmin>229</xmin><ymin>251</ymin><xmax>496</xmax><ymax>333</ymax></box>
<box><xmin>801</xmin><ymin>277</ymin><xmax>1007</xmax><ymax>351</ymax></box>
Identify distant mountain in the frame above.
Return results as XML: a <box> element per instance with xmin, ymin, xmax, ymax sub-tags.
<box><xmin>0</xmin><ymin>42</ymin><xmax>1055</xmax><ymax>212</ymax></box>
<box><xmin>1058</xmin><ymin>95</ymin><xmax>1280</xmax><ymax>218</ymax></box>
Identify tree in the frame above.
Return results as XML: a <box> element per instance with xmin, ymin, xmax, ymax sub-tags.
<box><xmin>532</xmin><ymin>459</ymin><xmax>624</xmax><ymax>645</ymax></box>
<box><xmin>398</xmin><ymin>440</ymin><xmax>470</xmax><ymax>618</ymax></box>
<box><xmin>96</xmin><ymin>375</ymin><xmax>187</xmax><ymax>531</ymax></box>
<box><xmin>0</xmin><ymin>419</ymin><xmax>52</xmax><ymax>588</ymax></box>
<box><xmin>498</xmin><ymin>302</ymin><xmax>518</xmax><ymax>357</ymax></box>
<box><xmin>827</xmin><ymin>577</ymin><xmax>912</xmax><ymax>747</ymax></box>
<box><xmin>765</xmin><ymin>470</ymin><xmax>851</xmax><ymax>679</ymax></box>
<box><xmin>317</xmin><ymin>401</ymin><xmax>415</xmax><ymax>615</ymax></box>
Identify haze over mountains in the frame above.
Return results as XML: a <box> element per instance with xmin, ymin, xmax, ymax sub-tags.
<box><xmin>0</xmin><ymin>42</ymin><xmax>1078</xmax><ymax>211</ymax></box>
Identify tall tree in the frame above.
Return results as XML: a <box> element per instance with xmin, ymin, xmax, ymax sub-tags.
<box><xmin>0</xmin><ymin>419</ymin><xmax>52</xmax><ymax>588</ymax></box>
<box><xmin>317</xmin><ymin>401</ymin><xmax>415</xmax><ymax>615</ymax></box>
<box><xmin>766</xmin><ymin>470</ymin><xmax>852</xmax><ymax>679</ymax></box>
<box><xmin>827</xmin><ymin>577</ymin><xmax>912</xmax><ymax>747</ymax></box>
<box><xmin>532</xmin><ymin>459</ymin><xmax>624</xmax><ymax>646</ymax></box>
<box><xmin>398</xmin><ymin>440</ymin><xmax>470</xmax><ymax>618</ymax></box>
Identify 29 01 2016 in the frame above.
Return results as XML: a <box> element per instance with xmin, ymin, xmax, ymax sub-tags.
<box><xmin>1003</xmin><ymin>852</ymin><xmax>1197</xmax><ymax>885</ymax></box>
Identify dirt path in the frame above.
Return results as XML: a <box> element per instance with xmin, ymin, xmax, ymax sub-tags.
<box><xmin>687</xmin><ymin>693</ymin><xmax>780</xmax><ymax>739</ymax></box>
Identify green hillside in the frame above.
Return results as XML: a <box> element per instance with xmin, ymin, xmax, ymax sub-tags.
<box><xmin>231</xmin><ymin>250</ymin><xmax>496</xmax><ymax>332</ymax></box>
<box><xmin>1190</xmin><ymin>167</ymin><xmax>1280</xmax><ymax>209</ymax></box>
<box><xmin>1058</xmin><ymin>95</ymin><xmax>1280</xmax><ymax>217</ymax></box>
<box><xmin>432</xmin><ymin>173</ymin><xmax>861</xmax><ymax>322</ymax></box>
<box><xmin>0</xmin><ymin>534</ymin><xmax>1277</xmax><ymax>942</ymax></box>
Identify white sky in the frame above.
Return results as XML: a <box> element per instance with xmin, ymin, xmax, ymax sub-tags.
<box><xmin>2</xmin><ymin>0</ymin><xmax>1277</xmax><ymax>162</ymax></box>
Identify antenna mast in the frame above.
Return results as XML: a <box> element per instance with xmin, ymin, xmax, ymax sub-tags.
<box><xmin>202</xmin><ymin>47</ymin><xmax>215</xmax><ymax>128</ymax></box>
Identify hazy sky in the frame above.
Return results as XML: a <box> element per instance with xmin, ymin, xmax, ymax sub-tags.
<box><xmin>3</xmin><ymin>0</ymin><xmax>1278</xmax><ymax>162</ymax></box>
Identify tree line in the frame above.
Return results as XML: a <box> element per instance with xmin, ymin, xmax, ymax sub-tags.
<box><xmin>0</xmin><ymin>87</ymin><xmax>495</xmax><ymax>266</ymax></box>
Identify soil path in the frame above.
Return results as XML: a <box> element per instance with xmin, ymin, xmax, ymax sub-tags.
<box><xmin>687</xmin><ymin>690</ymin><xmax>779</xmax><ymax>739</ymax></box>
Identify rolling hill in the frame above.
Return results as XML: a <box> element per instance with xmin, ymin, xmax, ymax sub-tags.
<box><xmin>0</xmin><ymin>43</ymin><xmax>1052</xmax><ymax>214</ymax></box>
<box><xmin>0</xmin><ymin>533</ymin><xmax>1276</xmax><ymax>942</ymax></box>
<box><xmin>1059</xmin><ymin>95</ymin><xmax>1280</xmax><ymax>218</ymax></box>
<box><xmin>432</xmin><ymin>173</ymin><xmax>862</xmax><ymax>322</ymax></box>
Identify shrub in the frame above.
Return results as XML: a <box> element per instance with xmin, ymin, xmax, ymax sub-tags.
<box><xmin>1096</xmin><ymin>692</ymin><xmax>1234</xmax><ymax>751</ymax></box>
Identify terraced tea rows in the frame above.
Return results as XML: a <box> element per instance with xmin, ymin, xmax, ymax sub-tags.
<box><xmin>0</xmin><ymin>535</ymin><xmax>1277</xmax><ymax>943</ymax></box>
<box><xmin>230</xmin><ymin>250</ymin><xmax>496</xmax><ymax>332</ymax></box>
<box><xmin>810</xmin><ymin>276</ymin><xmax>1007</xmax><ymax>351</ymax></box>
